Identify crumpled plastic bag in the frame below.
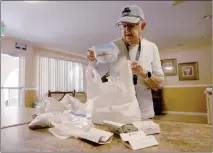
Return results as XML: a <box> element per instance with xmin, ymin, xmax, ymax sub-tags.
<box><xmin>60</xmin><ymin>94</ymin><xmax>84</xmax><ymax>111</ymax></box>
<box><xmin>29</xmin><ymin>110</ymin><xmax>94</xmax><ymax>132</ymax></box>
<box><xmin>29</xmin><ymin>112</ymin><xmax>55</xmax><ymax>130</ymax></box>
<box><xmin>35</xmin><ymin>94</ymin><xmax>84</xmax><ymax>115</ymax></box>
<box><xmin>35</xmin><ymin>97</ymin><xmax>65</xmax><ymax>115</ymax></box>
<box><xmin>29</xmin><ymin>95</ymin><xmax>94</xmax><ymax>132</ymax></box>
<box><xmin>48</xmin><ymin>127</ymin><xmax>72</xmax><ymax>139</ymax></box>
<box><xmin>48</xmin><ymin>110</ymin><xmax>94</xmax><ymax>138</ymax></box>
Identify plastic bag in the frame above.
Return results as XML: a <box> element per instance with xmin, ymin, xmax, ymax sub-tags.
<box><xmin>35</xmin><ymin>94</ymin><xmax>84</xmax><ymax>115</ymax></box>
<box><xmin>60</xmin><ymin>94</ymin><xmax>84</xmax><ymax>111</ymax></box>
<box><xmin>86</xmin><ymin>66</ymin><xmax>126</xmax><ymax>107</ymax></box>
<box><xmin>29</xmin><ymin>113</ymin><xmax>55</xmax><ymax>130</ymax></box>
<box><xmin>30</xmin><ymin>95</ymin><xmax>94</xmax><ymax>132</ymax></box>
<box><xmin>35</xmin><ymin>97</ymin><xmax>65</xmax><ymax>115</ymax></box>
<box><xmin>86</xmin><ymin>60</ymin><xmax>141</xmax><ymax>124</ymax></box>
<box><xmin>49</xmin><ymin>111</ymin><xmax>94</xmax><ymax>138</ymax></box>
<box><xmin>92</xmin><ymin>42</ymin><xmax>119</xmax><ymax>64</ymax></box>
<box><xmin>48</xmin><ymin>127</ymin><xmax>72</xmax><ymax>139</ymax></box>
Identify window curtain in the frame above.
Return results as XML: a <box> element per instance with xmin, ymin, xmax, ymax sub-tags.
<box><xmin>39</xmin><ymin>56</ymin><xmax>84</xmax><ymax>99</ymax></box>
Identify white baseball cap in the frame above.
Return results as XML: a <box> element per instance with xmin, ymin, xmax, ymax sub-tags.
<box><xmin>117</xmin><ymin>5</ymin><xmax>145</xmax><ymax>24</ymax></box>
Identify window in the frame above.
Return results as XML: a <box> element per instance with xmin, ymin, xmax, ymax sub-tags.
<box><xmin>39</xmin><ymin>56</ymin><xmax>84</xmax><ymax>99</ymax></box>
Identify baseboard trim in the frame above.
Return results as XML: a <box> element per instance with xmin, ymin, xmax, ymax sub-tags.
<box><xmin>163</xmin><ymin>84</ymin><xmax>212</xmax><ymax>88</ymax></box>
<box><xmin>24</xmin><ymin>88</ymin><xmax>38</xmax><ymax>91</ymax></box>
<box><xmin>163</xmin><ymin>111</ymin><xmax>207</xmax><ymax>116</ymax></box>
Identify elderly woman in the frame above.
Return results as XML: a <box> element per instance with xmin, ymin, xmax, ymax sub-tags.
<box><xmin>87</xmin><ymin>5</ymin><xmax>164</xmax><ymax>119</ymax></box>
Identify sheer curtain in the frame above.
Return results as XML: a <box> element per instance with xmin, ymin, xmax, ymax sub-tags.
<box><xmin>39</xmin><ymin>56</ymin><xmax>84</xmax><ymax>99</ymax></box>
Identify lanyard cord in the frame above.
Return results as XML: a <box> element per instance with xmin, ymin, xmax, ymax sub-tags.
<box><xmin>105</xmin><ymin>39</ymin><xmax>142</xmax><ymax>84</ymax></box>
<box><xmin>125</xmin><ymin>40</ymin><xmax>142</xmax><ymax>85</ymax></box>
<box><xmin>125</xmin><ymin>40</ymin><xmax>141</xmax><ymax>62</ymax></box>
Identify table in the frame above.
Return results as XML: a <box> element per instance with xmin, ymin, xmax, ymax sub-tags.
<box><xmin>1</xmin><ymin>120</ymin><xmax>212</xmax><ymax>152</ymax></box>
<box><xmin>1</xmin><ymin>107</ymin><xmax>36</xmax><ymax>129</ymax></box>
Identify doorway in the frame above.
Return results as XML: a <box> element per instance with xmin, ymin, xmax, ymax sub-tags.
<box><xmin>1</xmin><ymin>53</ymin><xmax>25</xmax><ymax>107</ymax></box>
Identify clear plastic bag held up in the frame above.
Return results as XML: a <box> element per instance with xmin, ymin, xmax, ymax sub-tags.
<box><xmin>91</xmin><ymin>42</ymin><xmax>119</xmax><ymax>64</ymax></box>
<box><xmin>86</xmin><ymin>60</ymin><xmax>142</xmax><ymax>124</ymax></box>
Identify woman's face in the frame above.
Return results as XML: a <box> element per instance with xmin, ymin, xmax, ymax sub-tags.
<box><xmin>120</xmin><ymin>21</ymin><xmax>143</xmax><ymax>45</ymax></box>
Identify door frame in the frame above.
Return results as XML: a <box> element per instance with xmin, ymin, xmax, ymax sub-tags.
<box><xmin>1</xmin><ymin>53</ymin><xmax>25</xmax><ymax>107</ymax></box>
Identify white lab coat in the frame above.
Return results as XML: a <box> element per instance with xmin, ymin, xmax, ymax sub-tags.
<box><xmin>92</xmin><ymin>37</ymin><xmax>165</xmax><ymax>119</ymax></box>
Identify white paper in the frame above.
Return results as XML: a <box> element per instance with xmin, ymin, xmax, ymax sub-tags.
<box><xmin>124</xmin><ymin>135</ymin><xmax>159</xmax><ymax>150</ymax></box>
<box><xmin>79</xmin><ymin>128</ymin><xmax>113</xmax><ymax>144</ymax></box>
<box><xmin>132</xmin><ymin>120</ymin><xmax>160</xmax><ymax>135</ymax></box>
<box><xmin>120</xmin><ymin>131</ymin><xmax>146</xmax><ymax>141</ymax></box>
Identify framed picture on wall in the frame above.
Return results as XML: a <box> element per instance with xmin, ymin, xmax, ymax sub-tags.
<box><xmin>161</xmin><ymin>58</ymin><xmax>177</xmax><ymax>76</ymax></box>
<box><xmin>178</xmin><ymin>62</ymin><xmax>199</xmax><ymax>80</ymax></box>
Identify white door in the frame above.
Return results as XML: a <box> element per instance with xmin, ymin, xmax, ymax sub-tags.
<box><xmin>1</xmin><ymin>53</ymin><xmax>25</xmax><ymax>107</ymax></box>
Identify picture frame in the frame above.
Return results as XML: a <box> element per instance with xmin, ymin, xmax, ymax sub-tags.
<box><xmin>178</xmin><ymin>62</ymin><xmax>199</xmax><ymax>80</ymax></box>
<box><xmin>161</xmin><ymin>58</ymin><xmax>177</xmax><ymax>76</ymax></box>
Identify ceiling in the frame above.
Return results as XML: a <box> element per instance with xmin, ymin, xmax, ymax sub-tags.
<box><xmin>1</xmin><ymin>1</ymin><xmax>212</xmax><ymax>56</ymax></box>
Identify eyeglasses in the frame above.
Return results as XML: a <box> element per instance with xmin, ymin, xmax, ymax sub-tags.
<box><xmin>117</xmin><ymin>23</ymin><xmax>139</xmax><ymax>30</ymax></box>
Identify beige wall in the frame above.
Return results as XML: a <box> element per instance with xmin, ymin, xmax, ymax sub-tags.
<box><xmin>34</xmin><ymin>47</ymin><xmax>87</xmax><ymax>63</ymax></box>
<box><xmin>160</xmin><ymin>39</ymin><xmax>212</xmax><ymax>86</ymax></box>
<box><xmin>159</xmin><ymin>39</ymin><xmax>212</xmax><ymax>115</ymax></box>
<box><xmin>162</xmin><ymin>87</ymin><xmax>208</xmax><ymax>113</ymax></box>
<box><xmin>24</xmin><ymin>90</ymin><xmax>38</xmax><ymax>108</ymax></box>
